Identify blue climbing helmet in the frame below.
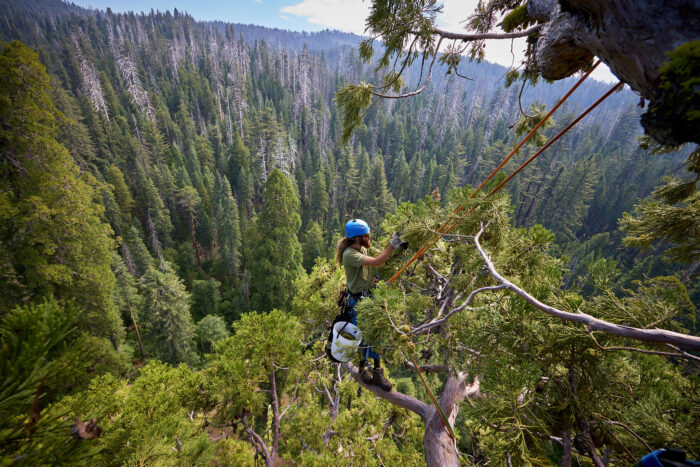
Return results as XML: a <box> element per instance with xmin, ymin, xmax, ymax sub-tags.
<box><xmin>345</xmin><ymin>219</ymin><xmax>370</xmax><ymax>238</ymax></box>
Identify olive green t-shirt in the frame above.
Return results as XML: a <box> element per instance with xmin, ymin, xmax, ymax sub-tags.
<box><xmin>342</xmin><ymin>246</ymin><xmax>374</xmax><ymax>294</ymax></box>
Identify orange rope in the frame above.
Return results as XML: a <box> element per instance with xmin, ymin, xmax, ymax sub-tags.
<box><xmin>386</xmin><ymin>60</ymin><xmax>602</xmax><ymax>284</ymax></box>
<box><xmin>471</xmin><ymin>60</ymin><xmax>601</xmax><ymax>195</ymax></box>
<box><xmin>383</xmin><ymin>63</ymin><xmax>616</xmax><ymax>444</ymax></box>
<box><xmin>488</xmin><ymin>81</ymin><xmax>623</xmax><ymax>196</ymax></box>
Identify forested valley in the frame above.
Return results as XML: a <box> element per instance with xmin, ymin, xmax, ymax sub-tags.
<box><xmin>1</xmin><ymin>0</ymin><xmax>698</xmax><ymax>465</ymax></box>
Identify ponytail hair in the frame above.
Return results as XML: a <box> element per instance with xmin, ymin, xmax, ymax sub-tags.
<box><xmin>335</xmin><ymin>237</ymin><xmax>354</xmax><ymax>265</ymax></box>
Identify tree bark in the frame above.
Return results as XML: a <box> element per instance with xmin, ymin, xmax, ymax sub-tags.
<box><xmin>423</xmin><ymin>373</ymin><xmax>467</xmax><ymax>467</ymax></box>
<box><xmin>188</xmin><ymin>209</ymin><xmax>201</xmax><ymax>267</ymax></box>
<box><xmin>344</xmin><ymin>362</ymin><xmax>479</xmax><ymax>467</ymax></box>
<box><xmin>242</xmin><ymin>416</ymin><xmax>272</xmax><ymax>467</ymax></box>
<box><xmin>270</xmin><ymin>369</ymin><xmax>281</xmax><ymax>463</ymax></box>
<box><xmin>528</xmin><ymin>0</ymin><xmax>700</xmax><ymax>145</ymax></box>
<box><xmin>120</xmin><ymin>281</ymin><xmax>145</xmax><ymax>360</ymax></box>
<box><xmin>561</xmin><ymin>431</ymin><xmax>572</xmax><ymax>467</ymax></box>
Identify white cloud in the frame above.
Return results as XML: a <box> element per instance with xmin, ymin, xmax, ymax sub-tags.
<box><xmin>439</xmin><ymin>0</ymin><xmax>478</xmax><ymax>33</ymax></box>
<box><xmin>279</xmin><ymin>14</ymin><xmax>291</xmax><ymax>21</ymax></box>
<box><xmin>281</xmin><ymin>0</ymin><xmax>369</xmax><ymax>34</ymax></box>
<box><xmin>437</xmin><ymin>0</ymin><xmax>524</xmax><ymax>69</ymax></box>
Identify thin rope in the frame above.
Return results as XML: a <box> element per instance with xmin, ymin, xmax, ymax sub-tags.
<box><xmin>409</xmin><ymin>349</ymin><xmax>456</xmax><ymax>442</ymax></box>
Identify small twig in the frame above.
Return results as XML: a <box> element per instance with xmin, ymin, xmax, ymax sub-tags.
<box><xmin>588</xmin><ymin>332</ymin><xmax>700</xmax><ymax>363</ymax></box>
<box><xmin>602</xmin><ymin>429</ymin><xmax>637</xmax><ymax>461</ymax></box>
<box><xmin>376</xmin><ymin>36</ymin><xmax>419</xmax><ymax>91</ymax></box>
<box><xmin>455</xmin><ymin>70</ymin><xmax>473</xmax><ymax>80</ymax></box>
<box><xmin>425</xmin><ymin>227</ymin><xmax>476</xmax><ymax>241</ymax></box>
<box><xmin>406</xmin><ymin>280</ymin><xmax>429</xmax><ymax>292</ymax></box>
<box><xmin>455</xmin><ymin>345</ymin><xmax>483</xmax><ymax>357</ymax></box>
<box><xmin>279</xmin><ymin>378</ymin><xmax>300</xmax><ymax>420</ymax></box>
<box><xmin>404</xmin><ymin>360</ymin><xmax>451</xmax><ymax>373</ymax></box>
<box><xmin>665</xmin><ymin>343</ymin><xmax>700</xmax><ymax>363</ymax></box>
<box><xmin>369</xmin><ymin>37</ymin><xmax>444</xmax><ymax>99</ymax></box>
<box><xmin>596</xmin><ymin>414</ymin><xmax>653</xmax><ymax>451</ymax></box>
<box><xmin>411</xmin><ymin>284</ymin><xmax>507</xmax><ymax>335</ymax></box>
<box><xmin>382</xmin><ymin>299</ymin><xmax>403</xmax><ymax>334</ymax></box>
<box><xmin>205</xmin><ymin>418</ymin><xmax>236</xmax><ymax>429</ymax></box>
<box><xmin>427</xmin><ymin>264</ymin><xmax>448</xmax><ymax>284</ymax></box>
<box><xmin>434</xmin><ymin>288</ymin><xmax>455</xmax><ymax>320</ymax></box>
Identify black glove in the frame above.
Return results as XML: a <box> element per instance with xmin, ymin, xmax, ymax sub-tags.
<box><xmin>390</xmin><ymin>232</ymin><xmax>409</xmax><ymax>249</ymax></box>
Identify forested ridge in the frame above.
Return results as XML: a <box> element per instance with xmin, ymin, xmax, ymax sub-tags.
<box><xmin>0</xmin><ymin>0</ymin><xmax>697</xmax><ymax>465</ymax></box>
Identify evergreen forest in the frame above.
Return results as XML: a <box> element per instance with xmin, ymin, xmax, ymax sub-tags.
<box><xmin>0</xmin><ymin>0</ymin><xmax>698</xmax><ymax>465</ymax></box>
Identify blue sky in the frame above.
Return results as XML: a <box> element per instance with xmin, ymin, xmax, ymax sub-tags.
<box><xmin>69</xmin><ymin>0</ymin><xmax>617</xmax><ymax>82</ymax></box>
<box><xmin>70</xmin><ymin>0</ymin><xmax>368</xmax><ymax>33</ymax></box>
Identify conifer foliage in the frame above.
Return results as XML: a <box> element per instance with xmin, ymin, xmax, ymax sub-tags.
<box><xmin>0</xmin><ymin>41</ymin><xmax>122</xmax><ymax>345</ymax></box>
<box><xmin>0</xmin><ymin>2</ymin><xmax>698</xmax><ymax>465</ymax></box>
<box><xmin>248</xmin><ymin>169</ymin><xmax>303</xmax><ymax>311</ymax></box>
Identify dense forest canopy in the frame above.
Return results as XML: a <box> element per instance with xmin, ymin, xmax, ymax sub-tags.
<box><xmin>0</xmin><ymin>0</ymin><xmax>698</xmax><ymax>465</ymax></box>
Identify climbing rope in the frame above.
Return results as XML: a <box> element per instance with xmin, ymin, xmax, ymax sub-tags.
<box><xmin>487</xmin><ymin>81</ymin><xmax>624</xmax><ymax>196</ymax></box>
<box><xmin>387</xmin><ymin>60</ymin><xmax>603</xmax><ymax>284</ymax></box>
<box><xmin>383</xmin><ymin>62</ymin><xmax>623</xmax><ymax>441</ymax></box>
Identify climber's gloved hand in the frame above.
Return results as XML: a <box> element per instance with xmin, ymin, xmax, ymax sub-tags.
<box><xmin>390</xmin><ymin>232</ymin><xmax>409</xmax><ymax>250</ymax></box>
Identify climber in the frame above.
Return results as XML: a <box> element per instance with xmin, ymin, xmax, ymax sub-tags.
<box><xmin>335</xmin><ymin>219</ymin><xmax>407</xmax><ymax>391</ymax></box>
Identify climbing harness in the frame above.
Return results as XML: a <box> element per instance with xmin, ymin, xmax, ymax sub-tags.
<box><xmin>382</xmin><ymin>61</ymin><xmax>624</xmax><ymax>442</ymax></box>
<box><xmin>326</xmin><ymin>287</ymin><xmax>375</xmax><ymax>363</ymax></box>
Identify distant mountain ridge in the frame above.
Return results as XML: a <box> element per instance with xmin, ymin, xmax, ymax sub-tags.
<box><xmin>0</xmin><ymin>0</ymin><xmax>685</xmax><ymax>257</ymax></box>
<box><xmin>207</xmin><ymin>22</ymin><xmax>364</xmax><ymax>52</ymax></box>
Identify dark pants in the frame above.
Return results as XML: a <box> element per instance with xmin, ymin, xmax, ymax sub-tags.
<box><xmin>345</xmin><ymin>293</ymin><xmax>381</xmax><ymax>361</ymax></box>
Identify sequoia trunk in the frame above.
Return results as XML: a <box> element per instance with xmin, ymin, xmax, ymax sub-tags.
<box><xmin>529</xmin><ymin>0</ymin><xmax>700</xmax><ymax>144</ymax></box>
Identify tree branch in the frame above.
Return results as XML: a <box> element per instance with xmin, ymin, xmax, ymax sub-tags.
<box><xmin>665</xmin><ymin>343</ymin><xmax>700</xmax><ymax>363</ymax></box>
<box><xmin>411</xmin><ymin>284</ymin><xmax>507</xmax><ymax>335</ymax></box>
<box><xmin>473</xmin><ymin>223</ymin><xmax>700</xmax><ymax>351</ymax></box>
<box><xmin>241</xmin><ymin>416</ymin><xmax>271</xmax><ymax>467</ymax></box>
<box><xmin>595</xmin><ymin>414</ymin><xmax>653</xmax><ymax>451</ymax></box>
<box><xmin>342</xmin><ymin>362</ymin><xmax>428</xmax><ymax>418</ymax></box>
<box><xmin>369</xmin><ymin>37</ymin><xmax>444</xmax><ymax>99</ymax></box>
<box><xmin>279</xmin><ymin>378</ymin><xmax>299</xmax><ymax>421</ymax></box>
<box><xmin>588</xmin><ymin>332</ymin><xmax>700</xmax><ymax>364</ymax></box>
<box><xmin>270</xmin><ymin>369</ymin><xmax>281</xmax><ymax>462</ymax></box>
<box><xmin>431</xmin><ymin>24</ymin><xmax>542</xmax><ymax>41</ymax></box>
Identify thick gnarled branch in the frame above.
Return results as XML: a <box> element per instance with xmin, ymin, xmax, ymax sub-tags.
<box><xmin>342</xmin><ymin>362</ymin><xmax>428</xmax><ymax>417</ymax></box>
<box><xmin>473</xmin><ymin>223</ymin><xmax>700</xmax><ymax>351</ymax></box>
<box><xmin>431</xmin><ymin>24</ymin><xmax>542</xmax><ymax>41</ymax></box>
